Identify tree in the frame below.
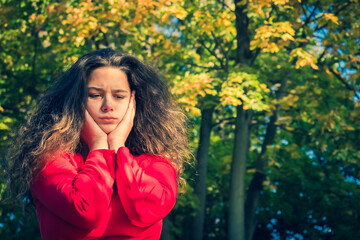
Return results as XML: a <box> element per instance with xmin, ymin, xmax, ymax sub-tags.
<box><xmin>244</xmin><ymin>0</ymin><xmax>360</xmax><ymax>239</ymax></box>
<box><xmin>164</xmin><ymin>0</ymin><xmax>360</xmax><ymax>239</ymax></box>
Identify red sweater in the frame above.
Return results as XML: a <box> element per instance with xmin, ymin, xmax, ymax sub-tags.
<box><xmin>31</xmin><ymin>147</ymin><xmax>177</xmax><ymax>240</ymax></box>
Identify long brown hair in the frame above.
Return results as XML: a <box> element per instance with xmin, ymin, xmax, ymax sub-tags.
<box><xmin>8</xmin><ymin>48</ymin><xmax>189</xmax><ymax>202</ymax></box>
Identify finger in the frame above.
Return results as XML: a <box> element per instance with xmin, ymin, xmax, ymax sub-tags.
<box><xmin>131</xmin><ymin>95</ymin><xmax>136</xmax><ymax>120</ymax></box>
<box><xmin>129</xmin><ymin>91</ymin><xmax>135</xmax><ymax>110</ymax></box>
<box><xmin>122</xmin><ymin>91</ymin><xmax>135</xmax><ymax>122</ymax></box>
<box><xmin>128</xmin><ymin>92</ymin><xmax>136</xmax><ymax>122</ymax></box>
<box><xmin>84</xmin><ymin>110</ymin><xmax>97</xmax><ymax>124</ymax></box>
<box><xmin>128</xmin><ymin>91</ymin><xmax>135</xmax><ymax>111</ymax></box>
<box><xmin>84</xmin><ymin>110</ymin><xmax>106</xmax><ymax>135</ymax></box>
<box><xmin>132</xmin><ymin>91</ymin><xmax>136</xmax><ymax>108</ymax></box>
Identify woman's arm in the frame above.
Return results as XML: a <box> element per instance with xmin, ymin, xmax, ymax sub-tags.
<box><xmin>116</xmin><ymin>147</ymin><xmax>177</xmax><ymax>227</ymax></box>
<box><xmin>31</xmin><ymin>149</ymin><xmax>115</xmax><ymax>229</ymax></box>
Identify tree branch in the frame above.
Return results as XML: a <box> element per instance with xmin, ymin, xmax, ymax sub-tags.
<box><xmin>314</xmin><ymin>1</ymin><xmax>352</xmax><ymax>32</ymax></box>
<box><xmin>317</xmin><ymin>46</ymin><xmax>329</xmax><ymax>64</ymax></box>
<box><xmin>328</xmin><ymin>68</ymin><xmax>360</xmax><ymax>100</ymax></box>
<box><xmin>250</xmin><ymin>120</ymin><xmax>269</xmax><ymax>127</ymax></box>
<box><xmin>212</xmin><ymin>117</ymin><xmax>236</xmax><ymax>127</ymax></box>
<box><xmin>295</xmin><ymin>0</ymin><xmax>320</xmax><ymax>37</ymax></box>
<box><xmin>216</xmin><ymin>0</ymin><xmax>235</xmax><ymax>12</ymax></box>
<box><xmin>211</xmin><ymin>31</ymin><xmax>229</xmax><ymax>71</ymax></box>
<box><xmin>187</xmin><ymin>62</ymin><xmax>222</xmax><ymax>71</ymax></box>
<box><xmin>298</xmin><ymin>0</ymin><xmax>309</xmax><ymax>20</ymax></box>
<box><xmin>199</xmin><ymin>39</ymin><xmax>225</xmax><ymax>69</ymax></box>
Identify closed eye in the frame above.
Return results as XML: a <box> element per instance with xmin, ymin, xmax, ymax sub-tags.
<box><xmin>88</xmin><ymin>94</ymin><xmax>102</xmax><ymax>99</ymax></box>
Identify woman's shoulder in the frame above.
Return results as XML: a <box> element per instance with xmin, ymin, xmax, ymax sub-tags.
<box><xmin>40</xmin><ymin>150</ymin><xmax>84</xmax><ymax>171</ymax></box>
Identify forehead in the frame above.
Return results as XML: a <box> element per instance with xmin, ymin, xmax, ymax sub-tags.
<box><xmin>87</xmin><ymin>66</ymin><xmax>129</xmax><ymax>89</ymax></box>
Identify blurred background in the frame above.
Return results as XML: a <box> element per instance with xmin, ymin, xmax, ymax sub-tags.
<box><xmin>0</xmin><ymin>0</ymin><xmax>359</xmax><ymax>239</ymax></box>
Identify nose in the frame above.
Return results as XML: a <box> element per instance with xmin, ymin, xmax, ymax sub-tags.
<box><xmin>101</xmin><ymin>97</ymin><xmax>114</xmax><ymax>112</ymax></box>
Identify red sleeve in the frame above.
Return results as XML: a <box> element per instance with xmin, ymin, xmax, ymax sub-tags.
<box><xmin>31</xmin><ymin>149</ymin><xmax>116</xmax><ymax>229</ymax></box>
<box><xmin>116</xmin><ymin>147</ymin><xmax>177</xmax><ymax>227</ymax></box>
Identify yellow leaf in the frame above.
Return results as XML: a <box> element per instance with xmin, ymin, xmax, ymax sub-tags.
<box><xmin>38</xmin><ymin>30</ymin><xmax>47</xmax><ymax>38</ymax></box>
<box><xmin>265</xmin><ymin>42</ymin><xmax>280</xmax><ymax>53</ymax></box>
<box><xmin>263</xmin><ymin>180</ymin><xmax>270</xmax><ymax>186</ymax></box>
<box><xmin>100</xmin><ymin>26</ymin><xmax>108</xmax><ymax>33</ymax></box>
<box><xmin>273</xmin><ymin>0</ymin><xmax>289</xmax><ymax>4</ymax></box>
<box><xmin>259</xmin><ymin>83</ymin><xmax>267</xmax><ymax>89</ymax></box>
<box><xmin>42</xmin><ymin>40</ymin><xmax>51</xmax><ymax>48</ymax></box>
<box><xmin>281</xmin><ymin>33</ymin><xmax>295</xmax><ymax>41</ymax></box>
<box><xmin>237</xmin><ymin>0</ymin><xmax>247</xmax><ymax>6</ymax></box>
<box><xmin>285</xmin><ymin>126</ymin><xmax>295</xmax><ymax>131</ymax></box>
<box><xmin>173</xmin><ymin>6</ymin><xmax>188</xmax><ymax>20</ymax></box>
<box><xmin>290</xmin><ymin>48</ymin><xmax>318</xmax><ymax>69</ymax></box>
<box><xmin>75</xmin><ymin>36</ymin><xmax>83</xmax><ymax>44</ymax></box>
<box><xmin>323</xmin><ymin>13</ymin><xmax>339</xmax><ymax>25</ymax></box>
<box><xmin>0</xmin><ymin>123</ymin><xmax>9</xmax><ymax>130</ymax></box>
<box><xmin>58</xmin><ymin>37</ymin><xmax>67</xmax><ymax>43</ymax></box>
<box><xmin>310</xmin><ymin>62</ymin><xmax>319</xmax><ymax>70</ymax></box>
<box><xmin>193</xmin><ymin>11</ymin><xmax>203</xmax><ymax>18</ymax></box>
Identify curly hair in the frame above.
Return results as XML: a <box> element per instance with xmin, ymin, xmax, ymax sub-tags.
<box><xmin>8</xmin><ymin>48</ymin><xmax>189</xmax><ymax>203</ymax></box>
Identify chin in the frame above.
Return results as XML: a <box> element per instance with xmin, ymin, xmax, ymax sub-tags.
<box><xmin>100</xmin><ymin>125</ymin><xmax>116</xmax><ymax>134</ymax></box>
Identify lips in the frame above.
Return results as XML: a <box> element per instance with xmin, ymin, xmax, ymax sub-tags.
<box><xmin>99</xmin><ymin>117</ymin><xmax>117</xmax><ymax>123</ymax></box>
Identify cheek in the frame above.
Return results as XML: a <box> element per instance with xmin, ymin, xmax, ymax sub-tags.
<box><xmin>119</xmin><ymin>107</ymin><xmax>127</xmax><ymax>120</ymax></box>
<box><xmin>86</xmin><ymin>103</ymin><xmax>97</xmax><ymax>118</ymax></box>
<box><xmin>117</xmin><ymin>101</ymin><xmax>130</xmax><ymax>119</ymax></box>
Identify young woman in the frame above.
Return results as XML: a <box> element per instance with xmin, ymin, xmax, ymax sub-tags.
<box><xmin>9</xmin><ymin>48</ymin><xmax>189</xmax><ymax>239</ymax></box>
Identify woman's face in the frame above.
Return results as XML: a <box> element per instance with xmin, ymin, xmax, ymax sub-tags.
<box><xmin>86</xmin><ymin>66</ymin><xmax>131</xmax><ymax>134</ymax></box>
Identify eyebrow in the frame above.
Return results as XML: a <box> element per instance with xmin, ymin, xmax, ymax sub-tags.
<box><xmin>87</xmin><ymin>87</ymin><xmax>129</xmax><ymax>93</ymax></box>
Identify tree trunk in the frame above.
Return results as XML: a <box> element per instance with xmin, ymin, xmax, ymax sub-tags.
<box><xmin>245</xmin><ymin>77</ymin><xmax>288</xmax><ymax>240</ymax></box>
<box><xmin>160</xmin><ymin>215</ymin><xmax>172</xmax><ymax>240</ymax></box>
<box><xmin>228</xmin><ymin>106</ymin><xmax>253</xmax><ymax>240</ymax></box>
<box><xmin>230</xmin><ymin>1</ymin><xmax>256</xmax><ymax>239</ymax></box>
<box><xmin>234</xmin><ymin>0</ymin><xmax>251</xmax><ymax>65</ymax></box>
<box><xmin>190</xmin><ymin>107</ymin><xmax>214</xmax><ymax>240</ymax></box>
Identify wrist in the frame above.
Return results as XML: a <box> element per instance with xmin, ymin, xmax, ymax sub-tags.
<box><xmin>108</xmin><ymin>139</ymin><xmax>125</xmax><ymax>151</ymax></box>
<box><xmin>107</xmin><ymin>134</ymin><xmax>125</xmax><ymax>149</ymax></box>
<box><xmin>109</xmin><ymin>142</ymin><xmax>125</xmax><ymax>151</ymax></box>
<box><xmin>89</xmin><ymin>140</ymin><xmax>109</xmax><ymax>151</ymax></box>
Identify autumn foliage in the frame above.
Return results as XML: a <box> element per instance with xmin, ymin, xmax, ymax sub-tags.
<box><xmin>0</xmin><ymin>0</ymin><xmax>359</xmax><ymax>239</ymax></box>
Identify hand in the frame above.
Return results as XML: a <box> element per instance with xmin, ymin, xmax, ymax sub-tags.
<box><xmin>81</xmin><ymin>110</ymin><xmax>109</xmax><ymax>151</ymax></box>
<box><xmin>108</xmin><ymin>91</ymin><xmax>136</xmax><ymax>151</ymax></box>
